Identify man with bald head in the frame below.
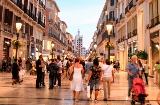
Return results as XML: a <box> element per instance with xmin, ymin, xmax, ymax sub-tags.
<box><xmin>126</xmin><ymin>55</ymin><xmax>141</xmax><ymax>100</ymax></box>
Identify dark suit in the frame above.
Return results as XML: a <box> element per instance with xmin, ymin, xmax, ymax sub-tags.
<box><xmin>36</xmin><ymin>59</ymin><xmax>42</xmax><ymax>88</ymax></box>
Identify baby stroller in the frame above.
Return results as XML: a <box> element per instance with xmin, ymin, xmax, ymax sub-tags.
<box><xmin>131</xmin><ymin>78</ymin><xmax>148</xmax><ymax>105</ymax></box>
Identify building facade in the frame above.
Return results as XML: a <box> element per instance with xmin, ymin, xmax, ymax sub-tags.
<box><xmin>74</xmin><ymin>30</ymin><xmax>83</xmax><ymax>57</ymax></box>
<box><xmin>95</xmin><ymin>0</ymin><xmax>116</xmax><ymax>61</ymax></box>
<box><xmin>81</xmin><ymin>47</ymin><xmax>86</xmax><ymax>58</ymax></box>
<box><xmin>115</xmin><ymin>0</ymin><xmax>160</xmax><ymax>75</ymax></box>
<box><xmin>66</xmin><ymin>32</ymin><xmax>74</xmax><ymax>58</ymax></box>
<box><xmin>0</xmin><ymin>0</ymin><xmax>45</xmax><ymax>68</ymax></box>
<box><xmin>43</xmin><ymin>0</ymin><xmax>67</xmax><ymax>61</ymax></box>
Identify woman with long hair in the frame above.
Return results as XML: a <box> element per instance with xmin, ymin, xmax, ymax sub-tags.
<box><xmin>138</xmin><ymin>60</ymin><xmax>143</xmax><ymax>79</ymax></box>
<box><xmin>87</xmin><ymin>58</ymin><xmax>102</xmax><ymax>102</ymax></box>
<box><xmin>70</xmin><ymin>57</ymin><xmax>84</xmax><ymax>102</ymax></box>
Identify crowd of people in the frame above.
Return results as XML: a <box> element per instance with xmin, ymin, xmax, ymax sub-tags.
<box><xmin>1</xmin><ymin>54</ymin><xmax>160</xmax><ymax>104</ymax></box>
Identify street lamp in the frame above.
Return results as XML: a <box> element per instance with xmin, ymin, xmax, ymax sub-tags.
<box><xmin>106</xmin><ymin>22</ymin><xmax>113</xmax><ymax>60</ymax></box>
<box><xmin>15</xmin><ymin>18</ymin><xmax>22</xmax><ymax>59</ymax></box>
<box><xmin>51</xmin><ymin>43</ymin><xmax>54</xmax><ymax>59</ymax></box>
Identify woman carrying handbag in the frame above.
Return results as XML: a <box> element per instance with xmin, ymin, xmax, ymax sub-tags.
<box><xmin>69</xmin><ymin>57</ymin><xmax>84</xmax><ymax>102</ymax></box>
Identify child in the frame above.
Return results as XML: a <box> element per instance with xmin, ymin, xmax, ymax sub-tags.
<box><xmin>19</xmin><ymin>67</ymin><xmax>25</xmax><ymax>82</ymax></box>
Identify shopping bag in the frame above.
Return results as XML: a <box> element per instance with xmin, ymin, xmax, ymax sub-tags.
<box><xmin>87</xmin><ymin>84</ymin><xmax>90</xmax><ymax>98</ymax></box>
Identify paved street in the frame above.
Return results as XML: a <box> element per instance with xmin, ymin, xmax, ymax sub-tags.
<box><xmin>0</xmin><ymin>71</ymin><xmax>159</xmax><ymax>105</ymax></box>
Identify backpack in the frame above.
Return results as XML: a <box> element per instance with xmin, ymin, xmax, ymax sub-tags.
<box><xmin>48</xmin><ymin>63</ymin><xmax>59</xmax><ymax>75</ymax></box>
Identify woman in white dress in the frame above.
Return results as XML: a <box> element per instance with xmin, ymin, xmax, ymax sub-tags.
<box><xmin>70</xmin><ymin>57</ymin><xmax>84</xmax><ymax>102</ymax></box>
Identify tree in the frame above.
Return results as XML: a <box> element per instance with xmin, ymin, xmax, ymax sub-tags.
<box><xmin>136</xmin><ymin>50</ymin><xmax>148</xmax><ymax>60</ymax></box>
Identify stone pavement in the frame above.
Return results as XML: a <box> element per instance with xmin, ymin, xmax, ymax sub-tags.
<box><xmin>0</xmin><ymin>71</ymin><xmax>159</xmax><ymax>105</ymax></box>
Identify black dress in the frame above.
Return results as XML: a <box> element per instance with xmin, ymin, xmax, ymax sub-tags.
<box><xmin>12</xmin><ymin>63</ymin><xmax>19</xmax><ymax>79</ymax></box>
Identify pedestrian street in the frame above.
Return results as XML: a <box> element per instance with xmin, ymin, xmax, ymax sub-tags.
<box><xmin>0</xmin><ymin>71</ymin><xmax>159</xmax><ymax>105</ymax></box>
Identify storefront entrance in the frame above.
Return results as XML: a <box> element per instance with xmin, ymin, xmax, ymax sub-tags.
<box><xmin>150</xmin><ymin>31</ymin><xmax>159</xmax><ymax>75</ymax></box>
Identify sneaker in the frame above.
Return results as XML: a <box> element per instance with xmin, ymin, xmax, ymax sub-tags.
<box><xmin>57</xmin><ymin>86</ymin><xmax>61</xmax><ymax>88</ymax></box>
<box><xmin>94</xmin><ymin>99</ymin><xmax>97</xmax><ymax>103</ymax></box>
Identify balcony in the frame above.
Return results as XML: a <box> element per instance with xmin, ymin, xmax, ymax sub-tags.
<box><xmin>13</xmin><ymin>28</ymin><xmax>17</xmax><ymax>35</ymax></box>
<box><xmin>132</xmin><ymin>29</ymin><xmax>137</xmax><ymax>36</ymax></box>
<box><xmin>4</xmin><ymin>23</ymin><xmax>11</xmax><ymax>33</ymax></box>
<box><xmin>10</xmin><ymin>0</ymin><xmax>39</xmax><ymax>24</ymax></box>
<box><xmin>31</xmin><ymin>37</ymin><xmax>34</xmax><ymax>42</ymax></box>
<box><xmin>49</xmin><ymin>33</ymin><xmax>53</xmax><ymax>37</ymax></box>
<box><xmin>116</xmin><ymin>18</ymin><xmax>120</xmax><ymax>25</ymax></box>
<box><xmin>150</xmin><ymin>15</ymin><xmax>159</xmax><ymax>28</ymax></box>
<box><xmin>36</xmin><ymin>39</ymin><xmax>39</xmax><ymax>44</ymax></box>
<box><xmin>125</xmin><ymin>6</ymin><xmax>130</xmax><ymax>17</ymax></box>
<box><xmin>49</xmin><ymin>19</ymin><xmax>53</xmax><ymax>23</ymax></box>
<box><xmin>39</xmin><ymin>41</ymin><xmax>42</xmax><ymax>45</ymax></box>
<box><xmin>38</xmin><ymin>19</ymin><xmax>45</xmax><ymax>28</ymax></box>
<box><xmin>39</xmin><ymin>0</ymin><xmax>45</xmax><ymax>9</ymax></box>
<box><xmin>129</xmin><ymin>0</ymin><xmax>136</xmax><ymax>13</ymax></box>
<box><xmin>127</xmin><ymin>32</ymin><xmax>132</xmax><ymax>39</ymax></box>
<box><xmin>108</xmin><ymin>16</ymin><xmax>115</xmax><ymax>22</ymax></box>
<box><xmin>117</xmin><ymin>39</ymin><xmax>120</xmax><ymax>43</ymax></box>
<box><xmin>136</xmin><ymin>0</ymin><xmax>144</xmax><ymax>5</ymax></box>
<box><xmin>120</xmin><ymin>13</ymin><xmax>125</xmax><ymax>22</ymax></box>
<box><xmin>116</xmin><ymin>0</ymin><xmax>120</xmax><ymax>5</ymax></box>
<box><xmin>21</xmin><ymin>33</ymin><xmax>25</xmax><ymax>39</ymax></box>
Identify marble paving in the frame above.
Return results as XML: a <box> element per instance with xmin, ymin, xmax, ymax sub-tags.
<box><xmin>0</xmin><ymin>71</ymin><xmax>159</xmax><ymax>105</ymax></box>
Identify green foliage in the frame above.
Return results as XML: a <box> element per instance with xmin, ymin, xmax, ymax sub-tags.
<box><xmin>12</xmin><ymin>40</ymin><xmax>23</xmax><ymax>47</ymax></box>
<box><xmin>105</xmin><ymin>42</ymin><xmax>114</xmax><ymax>49</ymax></box>
<box><xmin>128</xmin><ymin>50</ymin><xmax>148</xmax><ymax>60</ymax></box>
<box><xmin>136</xmin><ymin>50</ymin><xmax>148</xmax><ymax>60</ymax></box>
<box><xmin>128</xmin><ymin>53</ymin><xmax>136</xmax><ymax>59</ymax></box>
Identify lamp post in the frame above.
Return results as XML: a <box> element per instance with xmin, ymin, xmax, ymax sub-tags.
<box><xmin>51</xmin><ymin>43</ymin><xmax>54</xmax><ymax>59</ymax></box>
<box><xmin>15</xmin><ymin>18</ymin><xmax>22</xmax><ymax>59</ymax></box>
<box><xmin>62</xmin><ymin>49</ymin><xmax>64</xmax><ymax>60</ymax></box>
<box><xmin>106</xmin><ymin>22</ymin><xmax>113</xmax><ymax>60</ymax></box>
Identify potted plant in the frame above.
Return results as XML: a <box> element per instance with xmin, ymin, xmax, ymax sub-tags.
<box><xmin>105</xmin><ymin>42</ymin><xmax>114</xmax><ymax>49</ymax></box>
<box><xmin>12</xmin><ymin>40</ymin><xmax>23</xmax><ymax>48</ymax></box>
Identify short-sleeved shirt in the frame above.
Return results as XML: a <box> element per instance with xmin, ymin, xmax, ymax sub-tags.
<box><xmin>102</xmin><ymin>65</ymin><xmax>113</xmax><ymax>77</ymax></box>
<box><xmin>126</xmin><ymin>62</ymin><xmax>139</xmax><ymax>80</ymax></box>
<box><xmin>57</xmin><ymin>61</ymin><xmax>62</xmax><ymax>73</ymax></box>
<box><xmin>90</xmin><ymin>66</ymin><xmax>101</xmax><ymax>80</ymax></box>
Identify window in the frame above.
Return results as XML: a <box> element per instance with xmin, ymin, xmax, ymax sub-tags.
<box><xmin>50</xmin><ymin>2</ymin><xmax>52</xmax><ymax>8</ymax></box>
<box><xmin>49</xmin><ymin>26</ymin><xmax>52</xmax><ymax>34</ymax></box>
<box><xmin>110</xmin><ymin>0</ymin><xmax>114</xmax><ymax>6</ymax></box>
<box><xmin>49</xmin><ymin>12</ymin><xmax>52</xmax><ymax>19</ymax></box>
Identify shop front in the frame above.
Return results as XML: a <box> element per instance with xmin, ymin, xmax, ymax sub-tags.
<box><xmin>150</xmin><ymin>31</ymin><xmax>159</xmax><ymax>75</ymax></box>
<box><xmin>3</xmin><ymin>38</ymin><xmax>11</xmax><ymax>60</ymax></box>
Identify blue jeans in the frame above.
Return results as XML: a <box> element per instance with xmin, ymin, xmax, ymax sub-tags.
<box><xmin>49</xmin><ymin>74</ymin><xmax>56</xmax><ymax>89</ymax></box>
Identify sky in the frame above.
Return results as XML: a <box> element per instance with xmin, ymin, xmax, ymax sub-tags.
<box><xmin>56</xmin><ymin>0</ymin><xmax>106</xmax><ymax>49</ymax></box>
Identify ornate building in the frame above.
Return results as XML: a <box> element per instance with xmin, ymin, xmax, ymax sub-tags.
<box><xmin>0</xmin><ymin>0</ymin><xmax>45</xmax><ymax>68</ymax></box>
<box><xmin>43</xmin><ymin>0</ymin><xmax>67</xmax><ymax>60</ymax></box>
